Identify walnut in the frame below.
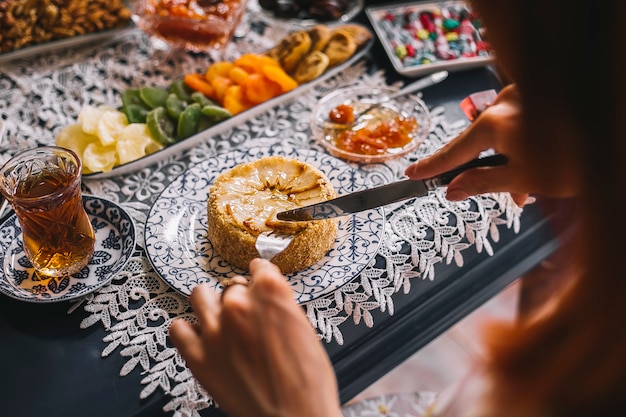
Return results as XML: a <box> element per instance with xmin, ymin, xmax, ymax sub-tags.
<box><xmin>0</xmin><ymin>0</ymin><xmax>132</xmax><ymax>54</ymax></box>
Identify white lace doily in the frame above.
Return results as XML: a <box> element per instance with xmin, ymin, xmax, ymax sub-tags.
<box><xmin>0</xmin><ymin>13</ymin><xmax>521</xmax><ymax>417</ymax></box>
<box><xmin>342</xmin><ymin>391</ymin><xmax>438</xmax><ymax>417</ymax></box>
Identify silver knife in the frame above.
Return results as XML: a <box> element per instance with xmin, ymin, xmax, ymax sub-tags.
<box><xmin>276</xmin><ymin>154</ymin><xmax>508</xmax><ymax>221</ymax></box>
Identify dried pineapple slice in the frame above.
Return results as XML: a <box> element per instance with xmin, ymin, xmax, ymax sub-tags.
<box><xmin>56</xmin><ymin>123</ymin><xmax>99</xmax><ymax>157</ymax></box>
<box><xmin>97</xmin><ymin>110</ymin><xmax>129</xmax><ymax>146</ymax></box>
<box><xmin>78</xmin><ymin>105</ymin><xmax>116</xmax><ymax>135</ymax></box>
<box><xmin>117</xmin><ymin>123</ymin><xmax>162</xmax><ymax>165</ymax></box>
<box><xmin>82</xmin><ymin>142</ymin><xmax>118</xmax><ymax>173</ymax></box>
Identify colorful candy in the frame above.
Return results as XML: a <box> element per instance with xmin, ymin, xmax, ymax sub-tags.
<box><xmin>371</xmin><ymin>2</ymin><xmax>491</xmax><ymax>69</ymax></box>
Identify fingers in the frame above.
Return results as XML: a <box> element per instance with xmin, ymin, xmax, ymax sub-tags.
<box><xmin>220</xmin><ymin>276</ymin><xmax>250</xmax><ymax>304</ymax></box>
<box><xmin>248</xmin><ymin>258</ymin><xmax>294</xmax><ymax>300</ymax></box>
<box><xmin>189</xmin><ymin>283</ymin><xmax>221</xmax><ymax>333</ymax></box>
<box><xmin>169</xmin><ymin>318</ymin><xmax>205</xmax><ymax>365</ymax></box>
<box><xmin>405</xmin><ymin>120</ymin><xmax>495</xmax><ymax>179</ymax></box>
<box><xmin>444</xmin><ymin>165</ymin><xmax>528</xmax><ymax>201</ymax></box>
<box><xmin>511</xmin><ymin>193</ymin><xmax>532</xmax><ymax>207</ymax></box>
<box><xmin>169</xmin><ymin>317</ymin><xmax>198</xmax><ymax>342</ymax></box>
<box><xmin>405</xmin><ymin>85</ymin><xmax>521</xmax><ymax>182</ymax></box>
<box><xmin>249</xmin><ymin>257</ymin><xmax>282</xmax><ymax>279</ymax></box>
<box><xmin>170</xmin><ymin>260</ymin><xmax>295</xmax><ymax>364</ymax></box>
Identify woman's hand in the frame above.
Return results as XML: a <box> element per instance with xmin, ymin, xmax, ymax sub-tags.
<box><xmin>169</xmin><ymin>258</ymin><xmax>342</xmax><ymax>417</ymax></box>
<box><xmin>405</xmin><ymin>84</ymin><xmax>579</xmax><ymax>205</ymax></box>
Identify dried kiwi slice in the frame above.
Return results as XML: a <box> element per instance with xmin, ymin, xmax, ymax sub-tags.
<box><xmin>166</xmin><ymin>93</ymin><xmax>188</xmax><ymax>120</ymax></box>
<box><xmin>191</xmin><ymin>91</ymin><xmax>217</xmax><ymax>107</ymax></box>
<box><xmin>169</xmin><ymin>79</ymin><xmax>194</xmax><ymax>102</ymax></box>
<box><xmin>121</xmin><ymin>88</ymin><xmax>150</xmax><ymax>123</ymax></box>
<box><xmin>201</xmin><ymin>105</ymin><xmax>232</xmax><ymax>123</ymax></box>
<box><xmin>146</xmin><ymin>107</ymin><xmax>176</xmax><ymax>146</ymax></box>
<box><xmin>197</xmin><ymin>115</ymin><xmax>214</xmax><ymax>132</ymax></box>
<box><xmin>177</xmin><ymin>103</ymin><xmax>202</xmax><ymax>140</ymax></box>
<box><xmin>140</xmin><ymin>86</ymin><xmax>169</xmax><ymax>109</ymax></box>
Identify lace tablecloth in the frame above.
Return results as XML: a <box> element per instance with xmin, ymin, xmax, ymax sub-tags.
<box><xmin>0</xmin><ymin>13</ymin><xmax>521</xmax><ymax>417</ymax></box>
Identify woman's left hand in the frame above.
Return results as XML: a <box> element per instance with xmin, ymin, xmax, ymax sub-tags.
<box><xmin>168</xmin><ymin>258</ymin><xmax>343</xmax><ymax>417</ymax></box>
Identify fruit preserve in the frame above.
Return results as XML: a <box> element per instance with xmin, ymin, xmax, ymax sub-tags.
<box><xmin>134</xmin><ymin>0</ymin><xmax>248</xmax><ymax>51</ymax></box>
<box><xmin>326</xmin><ymin>104</ymin><xmax>418</xmax><ymax>156</ymax></box>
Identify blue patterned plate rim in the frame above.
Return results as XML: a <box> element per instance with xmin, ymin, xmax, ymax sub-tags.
<box><xmin>144</xmin><ymin>145</ymin><xmax>385</xmax><ymax>305</ymax></box>
<box><xmin>0</xmin><ymin>194</ymin><xmax>137</xmax><ymax>303</ymax></box>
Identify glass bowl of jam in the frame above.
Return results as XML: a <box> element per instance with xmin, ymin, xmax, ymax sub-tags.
<box><xmin>133</xmin><ymin>0</ymin><xmax>248</xmax><ymax>52</ymax></box>
<box><xmin>310</xmin><ymin>86</ymin><xmax>431</xmax><ymax>163</ymax></box>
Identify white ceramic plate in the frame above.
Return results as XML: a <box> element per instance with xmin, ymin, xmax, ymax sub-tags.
<box><xmin>0</xmin><ymin>195</ymin><xmax>136</xmax><ymax>303</ymax></box>
<box><xmin>145</xmin><ymin>145</ymin><xmax>384</xmax><ymax>304</ymax></box>
<box><xmin>83</xmin><ymin>24</ymin><xmax>374</xmax><ymax>179</ymax></box>
<box><xmin>366</xmin><ymin>1</ymin><xmax>493</xmax><ymax>77</ymax></box>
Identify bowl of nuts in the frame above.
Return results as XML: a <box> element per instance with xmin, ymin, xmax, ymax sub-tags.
<box><xmin>254</xmin><ymin>0</ymin><xmax>364</xmax><ymax>25</ymax></box>
<box><xmin>133</xmin><ymin>0</ymin><xmax>249</xmax><ymax>52</ymax></box>
<box><xmin>0</xmin><ymin>0</ymin><xmax>131</xmax><ymax>61</ymax></box>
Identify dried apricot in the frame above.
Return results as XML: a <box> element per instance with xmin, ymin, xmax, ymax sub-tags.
<box><xmin>242</xmin><ymin>73</ymin><xmax>283</xmax><ymax>104</ymax></box>
<box><xmin>262</xmin><ymin>65</ymin><xmax>298</xmax><ymax>92</ymax></box>
<box><xmin>184</xmin><ymin>73</ymin><xmax>217</xmax><ymax>101</ymax></box>
<box><xmin>223</xmin><ymin>85</ymin><xmax>253</xmax><ymax>115</ymax></box>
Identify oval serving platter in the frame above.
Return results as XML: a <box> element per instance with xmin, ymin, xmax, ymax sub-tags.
<box><xmin>83</xmin><ymin>24</ymin><xmax>374</xmax><ymax>179</ymax></box>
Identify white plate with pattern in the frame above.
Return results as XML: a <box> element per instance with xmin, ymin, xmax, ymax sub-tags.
<box><xmin>145</xmin><ymin>145</ymin><xmax>384</xmax><ymax>304</ymax></box>
<box><xmin>0</xmin><ymin>195</ymin><xmax>136</xmax><ymax>303</ymax></box>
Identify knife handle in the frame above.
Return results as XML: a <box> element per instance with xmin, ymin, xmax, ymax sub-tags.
<box><xmin>435</xmin><ymin>153</ymin><xmax>508</xmax><ymax>186</ymax></box>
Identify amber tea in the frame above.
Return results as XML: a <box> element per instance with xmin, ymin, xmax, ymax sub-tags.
<box><xmin>0</xmin><ymin>147</ymin><xmax>95</xmax><ymax>277</ymax></box>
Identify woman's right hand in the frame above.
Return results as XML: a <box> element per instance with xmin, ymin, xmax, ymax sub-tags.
<box><xmin>405</xmin><ymin>84</ymin><xmax>580</xmax><ymax>205</ymax></box>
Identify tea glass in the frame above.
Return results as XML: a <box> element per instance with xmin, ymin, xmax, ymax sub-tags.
<box><xmin>0</xmin><ymin>146</ymin><xmax>95</xmax><ymax>277</ymax></box>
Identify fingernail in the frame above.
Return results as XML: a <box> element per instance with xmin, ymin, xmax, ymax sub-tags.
<box><xmin>525</xmin><ymin>196</ymin><xmax>537</xmax><ymax>205</ymax></box>
<box><xmin>446</xmin><ymin>188</ymin><xmax>469</xmax><ymax>201</ymax></box>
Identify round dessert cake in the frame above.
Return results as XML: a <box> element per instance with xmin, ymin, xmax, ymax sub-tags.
<box><xmin>207</xmin><ymin>155</ymin><xmax>339</xmax><ymax>274</ymax></box>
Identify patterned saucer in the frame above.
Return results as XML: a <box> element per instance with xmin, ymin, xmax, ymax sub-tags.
<box><xmin>145</xmin><ymin>145</ymin><xmax>385</xmax><ymax>304</ymax></box>
<box><xmin>0</xmin><ymin>195</ymin><xmax>136</xmax><ymax>303</ymax></box>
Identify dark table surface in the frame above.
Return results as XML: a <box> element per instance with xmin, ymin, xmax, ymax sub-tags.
<box><xmin>0</xmin><ymin>3</ymin><xmax>560</xmax><ymax>416</ymax></box>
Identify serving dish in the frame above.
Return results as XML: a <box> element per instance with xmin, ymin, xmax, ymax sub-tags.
<box><xmin>144</xmin><ymin>145</ymin><xmax>384</xmax><ymax>304</ymax></box>
<box><xmin>82</xmin><ymin>23</ymin><xmax>374</xmax><ymax>179</ymax></box>
<box><xmin>311</xmin><ymin>85</ymin><xmax>431</xmax><ymax>163</ymax></box>
<box><xmin>132</xmin><ymin>0</ymin><xmax>249</xmax><ymax>52</ymax></box>
<box><xmin>250</xmin><ymin>0</ymin><xmax>364</xmax><ymax>27</ymax></box>
<box><xmin>0</xmin><ymin>195</ymin><xmax>136</xmax><ymax>303</ymax></box>
<box><xmin>0</xmin><ymin>24</ymin><xmax>134</xmax><ymax>66</ymax></box>
<box><xmin>366</xmin><ymin>1</ymin><xmax>493</xmax><ymax>77</ymax></box>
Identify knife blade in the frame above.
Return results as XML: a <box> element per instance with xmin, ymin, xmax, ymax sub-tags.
<box><xmin>276</xmin><ymin>154</ymin><xmax>508</xmax><ymax>221</ymax></box>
